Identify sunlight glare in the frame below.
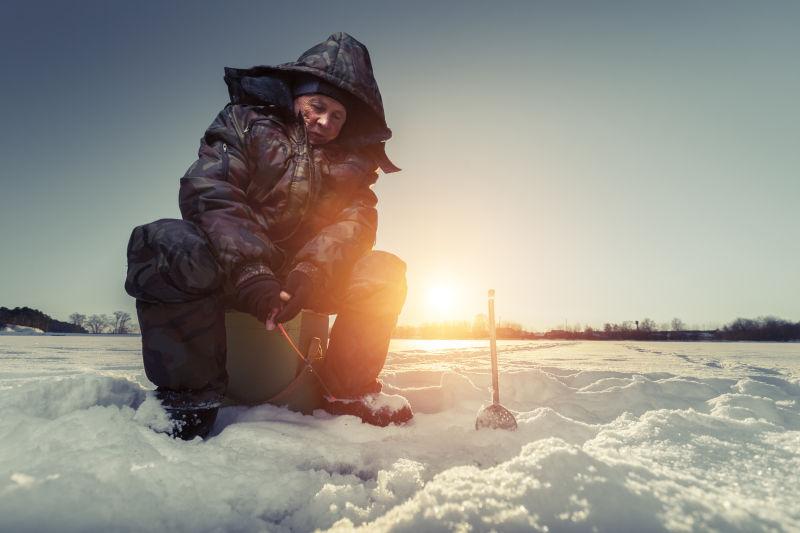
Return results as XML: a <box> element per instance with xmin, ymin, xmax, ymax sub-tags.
<box><xmin>426</xmin><ymin>283</ymin><xmax>456</xmax><ymax>318</ymax></box>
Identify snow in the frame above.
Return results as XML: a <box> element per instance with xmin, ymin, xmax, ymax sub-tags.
<box><xmin>336</xmin><ymin>391</ymin><xmax>411</xmax><ymax>412</ymax></box>
<box><xmin>1</xmin><ymin>337</ymin><xmax>799</xmax><ymax>531</ymax></box>
<box><xmin>1</xmin><ymin>324</ymin><xmax>44</xmax><ymax>335</ymax></box>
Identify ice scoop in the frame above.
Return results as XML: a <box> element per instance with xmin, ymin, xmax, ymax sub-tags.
<box><xmin>475</xmin><ymin>289</ymin><xmax>518</xmax><ymax>431</ymax></box>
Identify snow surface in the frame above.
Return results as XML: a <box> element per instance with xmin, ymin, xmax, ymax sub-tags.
<box><xmin>0</xmin><ymin>324</ymin><xmax>44</xmax><ymax>335</ymax></box>
<box><xmin>1</xmin><ymin>336</ymin><xmax>799</xmax><ymax>532</ymax></box>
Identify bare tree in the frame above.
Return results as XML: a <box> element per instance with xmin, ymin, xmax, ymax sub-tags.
<box><xmin>69</xmin><ymin>313</ymin><xmax>86</xmax><ymax>328</ymax></box>
<box><xmin>112</xmin><ymin>311</ymin><xmax>132</xmax><ymax>334</ymax></box>
<box><xmin>671</xmin><ymin>317</ymin><xmax>685</xmax><ymax>332</ymax></box>
<box><xmin>86</xmin><ymin>314</ymin><xmax>110</xmax><ymax>334</ymax></box>
<box><xmin>640</xmin><ymin>318</ymin><xmax>656</xmax><ymax>332</ymax></box>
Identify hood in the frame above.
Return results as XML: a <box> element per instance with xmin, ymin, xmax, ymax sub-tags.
<box><xmin>223</xmin><ymin>32</ymin><xmax>399</xmax><ymax>173</ymax></box>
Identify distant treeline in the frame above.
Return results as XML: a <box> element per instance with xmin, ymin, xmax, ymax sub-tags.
<box><xmin>4</xmin><ymin>305</ymin><xmax>797</xmax><ymax>341</ymax></box>
<box><xmin>718</xmin><ymin>317</ymin><xmax>800</xmax><ymax>342</ymax></box>
<box><xmin>545</xmin><ymin>316</ymin><xmax>800</xmax><ymax>342</ymax></box>
<box><xmin>66</xmin><ymin>311</ymin><xmax>134</xmax><ymax>334</ymax></box>
<box><xmin>393</xmin><ymin>316</ymin><xmax>800</xmax><ymax>342</ymax></box>
<box><xmin>0</xmin><ymin>306</ymin><xmax>86</xmax><ymax>333</ymax></box>
<box><xmin>0</xmin><ymin>306</ymin><xmax>136</xmax><ymax>334</ymax></box>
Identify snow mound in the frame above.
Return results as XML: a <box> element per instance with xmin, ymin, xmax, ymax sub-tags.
<box><xmin>1</xmin><ymin>324</ymin><xmax>44</xmax><ymax>335</ymax></box>
<box><xmin>0</xmin><ymin>375</ymin><xmax>145</xmax><ymax>419</ymax></box>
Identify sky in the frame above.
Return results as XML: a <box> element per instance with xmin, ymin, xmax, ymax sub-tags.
<box><xmin>1</xmin><ymin>1</ymin><xmax>798</xmax><ymax>331</ymax></box>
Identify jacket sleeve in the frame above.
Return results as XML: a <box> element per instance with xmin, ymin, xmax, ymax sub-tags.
<box><xmin>291</xmin><ymin>178</ymin><xmax>379</xmax><ymax>294</ymax></box>
<box><xmin>178</xmin><ymin>104</ymin><xmax>282</xmax><ymax>282</ymax></box>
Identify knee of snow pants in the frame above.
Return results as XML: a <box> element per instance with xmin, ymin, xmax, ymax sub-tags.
<box><xmin>125</xmin><ymin>218</ymin><xmax>228</xmax><ymax>394</ymax></box>
<box><xmin>124</xmin><ymin>218</ymin><xmax>224</xmax><ymax>304</ymax></box>
<box><xmin>313</xmin><ymin>250</ymin><xmax>408</xmax><ymax>317</ymax></box>
<box><xmin>319</xmin><ymin>251</ymin><xmax>407</xmax><ymax>398</ymax></box>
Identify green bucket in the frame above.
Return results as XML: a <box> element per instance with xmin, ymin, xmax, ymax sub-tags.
<box><xmin>224</xmin><ymin>310</ymin><xmax>329</xmax><ymax>413</ymax></box>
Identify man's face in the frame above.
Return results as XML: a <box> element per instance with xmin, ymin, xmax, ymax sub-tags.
<box><xmin>293</xmin><ymin>94</ymin><xmax>347</xmax><ymax>145</ymax></box>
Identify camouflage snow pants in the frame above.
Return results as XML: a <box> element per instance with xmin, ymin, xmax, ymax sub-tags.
<box><xmin>124</xmin><ymin>218</ymin><xmax>407</xmax><ymax>399</ymax></box>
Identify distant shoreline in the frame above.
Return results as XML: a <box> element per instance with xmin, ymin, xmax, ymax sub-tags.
<box><xmin>0</xmin><ymin>332</ymin><xmax>142</xmax><ymax>337</ymax></box>
<box><xmin>2</xmin><ymin>332</ymin><xmax>797</xmax><ymax>344</ymax></box>
<box><xmin>390</xmin><ymin>337</ymin><xmax>800</xmax><ymax>343</ymax></box>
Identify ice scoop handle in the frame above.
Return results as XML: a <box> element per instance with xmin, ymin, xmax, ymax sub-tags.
<box><xmin>488</xmin><ymin>289</ymin><xmax>499</xmax><ymax>404</ymax></box>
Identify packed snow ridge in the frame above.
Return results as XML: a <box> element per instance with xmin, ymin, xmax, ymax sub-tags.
<box><xmin>1</xmin><ymin>337</ymin><xmax>799</xmax><ymax>532</ymax></box>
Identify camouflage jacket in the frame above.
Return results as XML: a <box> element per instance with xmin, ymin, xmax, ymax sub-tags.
<box><xmin>178</xmin><ymin>33</ymin><xmax>398</xmax><ymax>293</ymax></box>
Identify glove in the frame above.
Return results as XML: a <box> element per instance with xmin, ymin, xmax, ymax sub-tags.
<box><xmin>234</xmin><ymin>275</ymin><xmax>283</xmax><ymax>329</ymax></box>
<box><xmin>275</xmin><ymin>270</ymin><xmax>313</xmax><ymax>324</ymax></box>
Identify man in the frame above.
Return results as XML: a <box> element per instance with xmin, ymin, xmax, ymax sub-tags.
<box><xmin>125</xmin><ymin>32</ymin><xmax>410</xmax><ymax>440</ymax></box>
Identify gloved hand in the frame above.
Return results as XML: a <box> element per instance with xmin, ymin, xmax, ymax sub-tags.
<box><xmin>275</xmin><ymin>270</ymin><xmax>313</xmax><ymax>324</ymax></box>
<box><xmin>234</xmin><ymin>275</ymin><xmax>284</xmax><ymax>330</ymax></box>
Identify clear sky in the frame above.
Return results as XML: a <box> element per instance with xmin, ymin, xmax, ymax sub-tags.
<box><xmin>1</xmin><ymin>1</ymin><xmax>798</xmax><ymax>331</ymax></box>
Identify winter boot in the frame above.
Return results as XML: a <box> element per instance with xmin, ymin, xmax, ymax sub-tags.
<box><xmin>155</xmin><ymin>388</ymin><xmax>223</xmax><ymax>440</ymax></box>
<box><xmin>322</xmin><ymin>392</ymin><xmax>413</xmax><ymax>427</ymax></box>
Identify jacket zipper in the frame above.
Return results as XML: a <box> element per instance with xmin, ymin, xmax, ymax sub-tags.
<box><xmin>273</xmin><ymin>123</ymin><xmax>317</xmax><ymax>245</ymax></box>
<box><xmin>221</xmin><ymin>143</ymin><xmax>230</xmax><ymax>179</ymax></box>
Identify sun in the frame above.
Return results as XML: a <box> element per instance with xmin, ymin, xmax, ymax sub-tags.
<box><xmin>426</xmin><ymin>283</ymin><xmax>456</xmax><ymax>317</ymax></box>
